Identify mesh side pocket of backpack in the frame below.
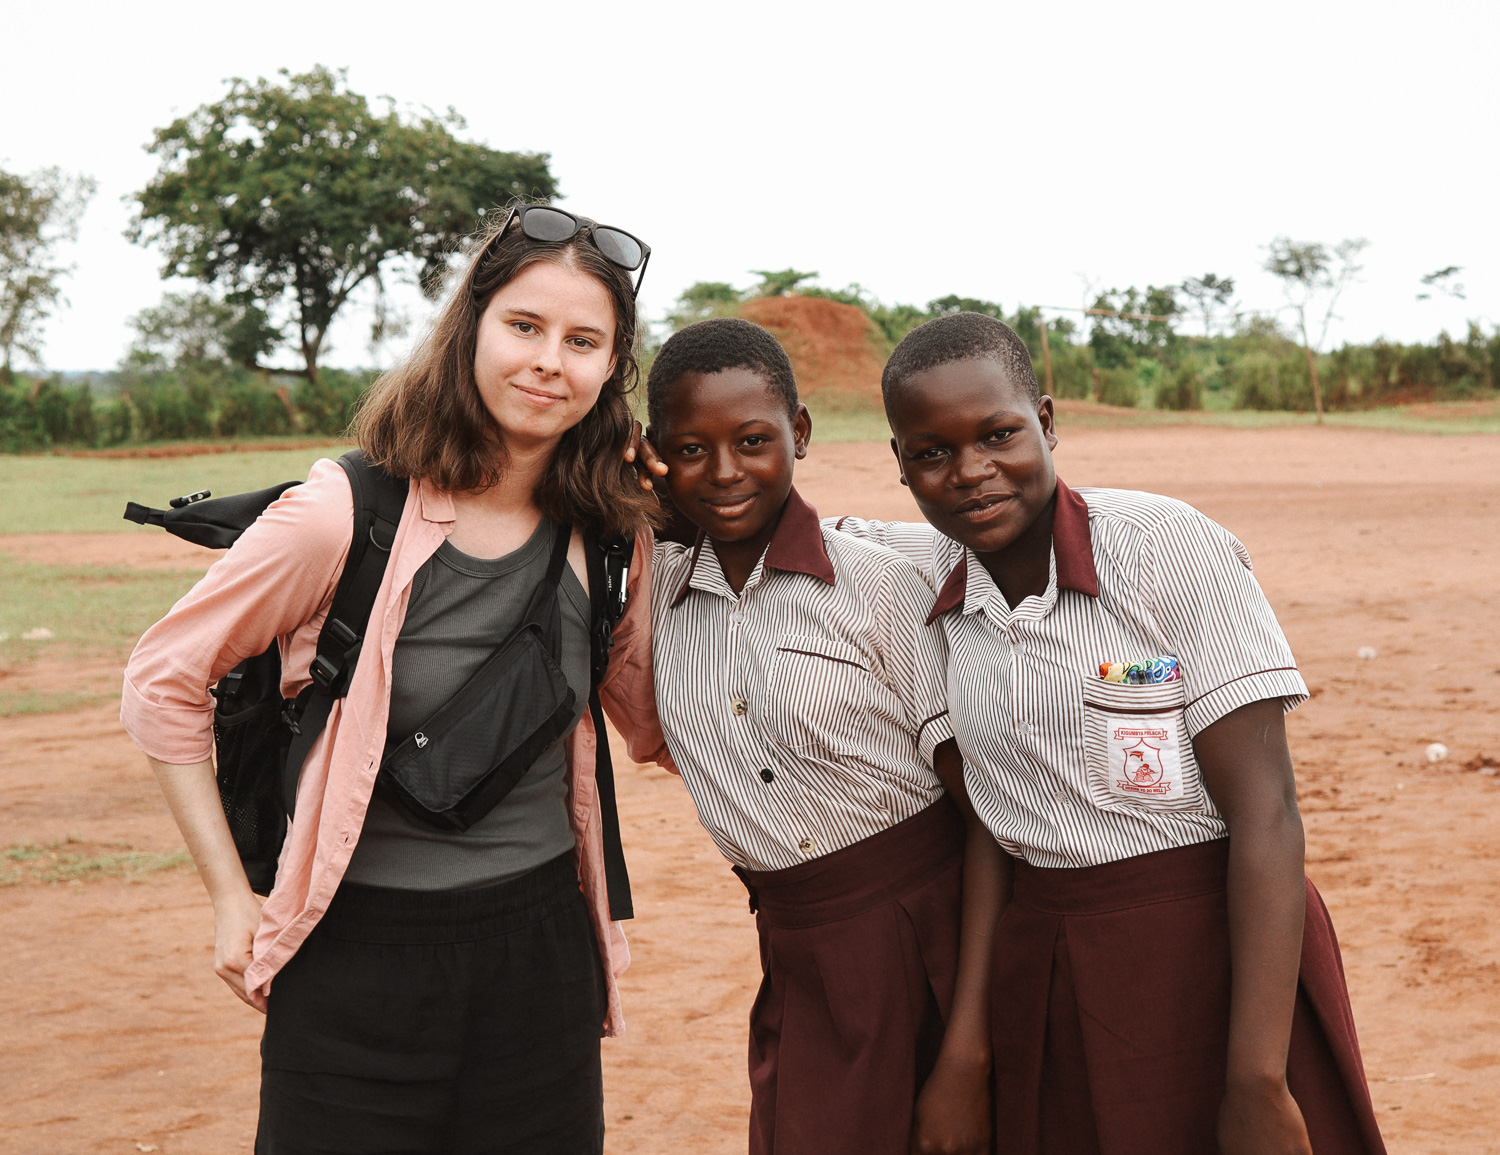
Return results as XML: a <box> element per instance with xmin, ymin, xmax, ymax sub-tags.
<box><xmin>211</xmin><ymin>649</ymin><xmax>291</xmax><ymax>895</ymax></box>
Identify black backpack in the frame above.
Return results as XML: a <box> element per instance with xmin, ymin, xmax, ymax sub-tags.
<box><xmin>125</xmin><ymin>450</ymin><xmax>634</xmax><ymax>918</ymax></box>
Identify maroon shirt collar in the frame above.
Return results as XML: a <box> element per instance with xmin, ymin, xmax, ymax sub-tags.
<box><xmin>925</xmin><ymin>478</ymin><xmax>1099</xmax><ymax>624</ymax></box>
<box><xmin>670</xmin><ymin>486</ymin><xmax>835</xmax><ymax>607</ymax></box>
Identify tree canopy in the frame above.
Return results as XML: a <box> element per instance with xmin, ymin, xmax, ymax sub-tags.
<box><xmin>128</xmin><ymin>65</ymin><xmax>557</xmax><ymax>380</ymax></box>
<box><xmin>0</xmin><ymin>166</ymin><xmax>95</xmax><ymax>384</ymax></box>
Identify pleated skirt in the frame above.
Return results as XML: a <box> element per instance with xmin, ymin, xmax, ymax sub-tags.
<box><xmin>992</xmin><ymin>837</ymin><xmax>1386</xmax><ymax>1154</ymax></box>
<box><xmin>734</xmin><ymin>797</ymin><xmax>967</xmax><ymax>1155</ymax></box>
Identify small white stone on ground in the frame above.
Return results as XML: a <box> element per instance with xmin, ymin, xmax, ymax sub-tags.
<box><xmin>20</xmin><ymin>627</ymin><xmax>54</xmax><ymax>641</ymax></box>
<box><xmin>1357</xmin><ymin>646</ymin><xmax>1378</xmax><ymax>660</ymax></box>
<box><xmin>1425</xmin><ymin>743</ymin><xmax>1448</xmax><ymax>763</ymax></box>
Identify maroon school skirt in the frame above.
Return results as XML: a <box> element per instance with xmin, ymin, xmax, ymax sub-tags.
<box><xmin>733</xmin><ymin>797</ymin><xmax>966</xmax><ymax>1155</ymax></box>
<box><xmin>992</xmin><ymin>838</ymin><xmax>1385</xmax><ymax>1154</ymax></box>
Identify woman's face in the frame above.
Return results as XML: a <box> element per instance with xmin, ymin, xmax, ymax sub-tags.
<box><xmin>473</xmin><ymin>259</ymin><xmax>619</xmax><ymax>456</ymax></box>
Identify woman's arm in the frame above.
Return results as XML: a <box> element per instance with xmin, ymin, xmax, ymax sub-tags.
<box><xmin>911</xmin><ymin>737</ymin><xmax>1011</xmax><ymax>1155</ymax></box>
<box><xmin>1194</xmin><ymin>699</ymin><xmax>1313</xmax><ymax>1155</ymax></box>
<box><xmin>148</xmin><ymin>756</ymin><xmax>267</xmax><ymax>1012</ymax></box>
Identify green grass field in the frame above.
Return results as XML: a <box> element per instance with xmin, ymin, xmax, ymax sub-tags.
<box><xmin>0</xmin><ymin>445</ymin><xmax>346</xmax><ymax>534</ymax></box>
<box><xmin>0</xmin><ymin>556</ymin><xmax>201</xmax><ymax>656</ymax></box>
<box><xmin>2</xmin><ymin>400</ymin><xmax>1495</xmax><ymax>537</ymax></box>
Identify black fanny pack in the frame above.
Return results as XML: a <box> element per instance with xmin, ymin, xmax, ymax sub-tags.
<box><xmin>377</xmin><ymin>522</ymin><xmax>577</xmax><ymax>831</ymax></box>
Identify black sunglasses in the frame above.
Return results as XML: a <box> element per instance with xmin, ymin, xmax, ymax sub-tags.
<box><xmin>497</xmin><ymin>204</ymin><xmax>651</xmax><ymax>297</ymax></box>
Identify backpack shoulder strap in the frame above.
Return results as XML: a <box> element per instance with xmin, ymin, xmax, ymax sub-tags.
<box><xmin>282</xmin><ymin>451</ymin><xmax>409</xmax><ymax>812</ymax></box>
<box><xmin>584</xmin><ymin>528</ymin><xmax>636</xmax><ymax>921</ymax></box>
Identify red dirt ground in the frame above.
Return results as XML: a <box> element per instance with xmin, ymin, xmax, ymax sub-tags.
<box><xmin>1</xmin><ymin>424</ymin><xmax>1497</xmax><ymax>1154</ymax></box>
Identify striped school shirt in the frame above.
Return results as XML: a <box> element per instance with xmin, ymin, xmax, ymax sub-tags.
<box><xmin>652</xmin><ymin>488</ymin><xmax>955</xmax><ymax>872</ymax></box>
<box><xmin>833</xmin><ymin>481</ymin><xmax>1308</xmax><ymax>869</ymax></box>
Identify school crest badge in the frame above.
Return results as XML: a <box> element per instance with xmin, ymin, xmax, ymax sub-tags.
<box><xmin>1119</xmin><ymin>738</ymin><xmax>1165</xmax><ymax>789</ymax></box>
<box><xmin>1106</xmin><ymin>723</ymin><xmax>1184</xmax><ymax>800</ymax></box>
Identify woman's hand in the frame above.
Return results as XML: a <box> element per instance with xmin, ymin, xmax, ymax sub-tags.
<box><xmin>1218</xmin><ymin>1076</ymin><xmax>1312</xmax><ymax>1155</ymax></box>
<box><xmin>213</xmin><ymin>886</ymin><xmax>269</xmax><ymax>1013</ymax></box>
<box><xmin>625</xmin><ymin>421</ymin><xmax>668</xmax><ymax>491</ymax></box>
<box><xmin>911</xmin><ymin>1053</ymin><xmax>992</xmax><ymax>1155</ymax></box>
<box><xmin>146</xmin><ymin>755</ymin><xmax>270</xmax><ymax>1014</ymax></box>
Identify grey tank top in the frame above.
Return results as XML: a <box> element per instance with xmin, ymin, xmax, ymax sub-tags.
<box><xmin>343</xmin><ymin>517</ymin><xmax>589</xmax><ymax>890</ymax></box>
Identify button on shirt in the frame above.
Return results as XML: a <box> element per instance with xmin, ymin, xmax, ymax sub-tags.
<box><xmin>833</xmin><ymin>481</ymin><xmax>1308</xmax><ymax>869</ymax></box>
<box><xmin>653</xmin><ymin>489</ymin><xmax>955</xmax><ymax>872</ymax></box>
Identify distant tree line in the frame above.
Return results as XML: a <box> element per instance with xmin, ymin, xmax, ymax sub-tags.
<box><xmin>662</xmin><ymin>259</ymin><xmax>1498</xmax><ymax>415</ymax></box>
<box><xmin>0</xmin><ymin>65</ymin><xmax>1492</xmax><ymax>452</ymax></box>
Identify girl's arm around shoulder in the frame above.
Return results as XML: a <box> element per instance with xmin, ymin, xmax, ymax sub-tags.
<box><xmin>598</xmin><ymin>526</ymin><xmax>676</xmax><ymax>772</ymax></box>
<box><xmin>823</xmin><ymin>515</ymin><xmax>944</xmax><ymax>592</ymax></box>
<box><xmin>121</xmin><ymin>458</ymin><xmax>357</xmax><ymax>765</ymax></box>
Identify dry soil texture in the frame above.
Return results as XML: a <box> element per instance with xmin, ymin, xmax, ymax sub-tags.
<box><xmin>1</xmin><ymin>425</ymin><xmax>1496</xmax><ymax>1153</ymax></box>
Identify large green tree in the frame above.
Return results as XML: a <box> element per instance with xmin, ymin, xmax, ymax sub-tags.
<box><xmin>0</xmin><ymin>166</ymin><xmax>95</xmax><ymax>385</ymax></box>
<box><xmin>129</xmin><ymin>66</ymin><xmax>557</xmax><ymax>381</ymax></box>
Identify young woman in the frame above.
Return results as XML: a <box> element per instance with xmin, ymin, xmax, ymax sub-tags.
<box><xmin>122</xmin><ymin>205</ymin><xmax>667</xmax><ymax>1154</ymax></box>
<box><xmin>832</xmin><ymin>312</ymin><xmax>1386</xmax><ymax>1154</ymax></box>
<box><xmin>630</xmin><ymin>318</ymin><xmax>1006</xmax><ymax>1155</ymax></box>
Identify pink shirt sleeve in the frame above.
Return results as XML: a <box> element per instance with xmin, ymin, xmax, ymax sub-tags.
<box><xmin>120</xmin><ymin>458</ymin><xmax>355</xmax><ymax>765</ymax></box>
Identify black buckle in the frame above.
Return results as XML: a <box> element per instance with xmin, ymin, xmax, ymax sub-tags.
<box><xmin>308</xmin><ymin>654</ymin><xmax>342</xmax><ymax>691</ymax></box>
<box><xmin>211</xmin><ymin>669</ymin><xmax>246</xmax><ymax>702</ymax></box>
<box><xmin>280</xmin><ymin>701</ymin><xmax>303</xmax><ymax>735</ymax></box>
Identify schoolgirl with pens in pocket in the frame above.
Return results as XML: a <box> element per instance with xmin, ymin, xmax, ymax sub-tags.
<box><xmin>631</xmin><ymin>318</ymin><xmax>1006</xmax><ymax>1155</ymax></box>
<box><xmin>829</xmin><ymin>312</ymin><xmax>1387</xmax><ymax>1154</ymax></box>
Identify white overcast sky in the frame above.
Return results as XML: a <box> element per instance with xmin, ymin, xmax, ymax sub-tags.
<box><xmin>6</xmin><ymin>0</ymin><xmax>1496</xmax><ymax>372</ymax></box>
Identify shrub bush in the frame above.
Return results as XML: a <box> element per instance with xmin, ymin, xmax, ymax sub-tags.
<box><xmin>1154</xmin><ymin>364</ymin><xmax>1203</xmax><ymax>410</ymax></box>
<box><xmin>1095</xmin><ymin>366</ymin><xmax>1139</xmax><ymax>408</ymax></box>
<box><xmin>216</xmin><ymin>380</ymin><xmax>293</xmax><ymax>437</ymax></box>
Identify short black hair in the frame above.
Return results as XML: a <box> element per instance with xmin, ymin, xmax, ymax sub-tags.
<box><xmin>647</xmin><ymin>317</ymin><xmax>799</xmax><ymax>432</ymax></box>
<box><xmin>881</xmin><ymin>312</ymin><xmax>1039</xmax><ymax>409</ymax></box>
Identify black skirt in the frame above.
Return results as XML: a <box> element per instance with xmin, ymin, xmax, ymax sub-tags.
<box><xmin>257</xmin><ymin>852</ymin><xmax>605</xmax><ymax>1155</ymax></box>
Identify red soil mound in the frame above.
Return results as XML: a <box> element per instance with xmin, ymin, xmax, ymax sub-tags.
<box><xmin>738</xmin><ymin>296</ymin><xmax>886</xmax><ymax>402</ymax></box>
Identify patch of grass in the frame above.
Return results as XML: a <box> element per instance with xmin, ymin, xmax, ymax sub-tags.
<box><xmin>0</xmin><ymin>446</ymin><xmax>344</xmax><ymax>534</ymax></box>
<box><xmin>0</xmin><ymin>555</ymin><xmax>200</xmax><ymax>662</ymax></box>
<box><xmin>0</xmin><ymin>837</ymin><xmax>192</xmax><ymax>886</ymax></box>
<box><xmin>0</xmin><ymin>687</ymin><xmax>114</xmax><ymax>717</ymax></box>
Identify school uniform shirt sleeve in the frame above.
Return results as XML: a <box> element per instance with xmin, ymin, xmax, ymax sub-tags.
<box><xmin>120</xmin><ymin>458</ymin><xmax>353</xmax><ymax>765</ymax></box>
<box><xmin>873</xmin><ymin>554</ymin><xmax>955</xmax><ymax>764</ymax></box>
<box><xmin>822</xmin><ymin>516</ymin><xmax>946</xmax><ymax>594</ymax></box>
<box><xmin>1140</xmin><ymin>511</ymin><xmax>1309</xmax><ymax>737</ymax></box>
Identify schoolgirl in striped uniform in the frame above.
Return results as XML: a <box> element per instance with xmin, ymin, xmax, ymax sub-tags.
<box><xmin>833</xmin><ymin>312</ymin><xmax>1386</xmax><ymax>1155</ymax></box>
<box><xmin>635</xmin><ymin>318</ymin><xmax>1005</xmax><ymax>1155</ymax></box>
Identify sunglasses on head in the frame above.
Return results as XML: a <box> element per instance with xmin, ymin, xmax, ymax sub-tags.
<box><xmin>497</xmin><ymin>204</ymin><xmax>651</xmax><ymax>297</ymax></box>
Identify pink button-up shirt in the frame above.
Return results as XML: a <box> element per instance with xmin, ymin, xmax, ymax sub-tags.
<box><xmin>121</xmin><ymin>458</ymin><xmax>668</xmax><ymax>1035</ymax></box>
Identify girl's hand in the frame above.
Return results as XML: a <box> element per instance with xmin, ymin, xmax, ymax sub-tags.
<box><xmin>1217</xmin><ymin>1077</ymin><xmax>1312</xmax><ymax>1155</ymax></box>
<box><xmin>213</xmin><ymin>887</ymin><xmax>268</xmax><ymax>1013</ymax></box>
<box><xmin>911</xmin><ymin>1054</ymin><xmax>992</xmax><ymax>1155</ymax></box>
<box><xmin>624</xmin><ymin>421</ymin><xmax>668</xmax><ymax>491</ymax></box>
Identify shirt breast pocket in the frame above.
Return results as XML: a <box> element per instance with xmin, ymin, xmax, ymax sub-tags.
<box><xmin>765</xmin><ymin>634</ymin><xmax>882</xmax><ymax>754</ymax></box>
<box><xmin>1080</xmin><ymin>676</ymin><xmax>1204</xmax><ymax>811</ymax></box>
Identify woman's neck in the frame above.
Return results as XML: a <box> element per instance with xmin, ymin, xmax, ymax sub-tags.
<box><xmin>446</xmin><ymin>438</ymin><xmax>554</xmax><ymax>559</ymax></box>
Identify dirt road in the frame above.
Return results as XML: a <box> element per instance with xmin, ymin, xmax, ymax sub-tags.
<box><xmin>1</xmin><ymin>424</ymin><xmax>1496</xmax><ymax>1153</ymax></box>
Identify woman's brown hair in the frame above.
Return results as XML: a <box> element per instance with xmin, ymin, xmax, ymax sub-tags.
<box><xmin>353</xmin><ymin>209</ymin><xmax>659</xmax><ymax>536</ymax></box>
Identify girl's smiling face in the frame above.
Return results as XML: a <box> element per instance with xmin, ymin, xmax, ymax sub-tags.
<box><xmin>651</xmin><ymin>367</ymin><xmax>811</xmax><ymax>548</ymax></box>
<box><xmin>472</xmin><ymin>259</ymin><xmax>618</xmax><ymax>456</ymax></box>
<box><xmin>886</xmin><ymin>357</ymin><xmax>1058</xmax><ymax>555</ymax></box>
